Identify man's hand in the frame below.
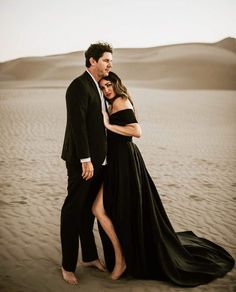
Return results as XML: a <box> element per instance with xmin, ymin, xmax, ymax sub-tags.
<box><xmin>81</xmin><ymin>161</ymin><xmax>94</xmax><ymax>180</ymax></box>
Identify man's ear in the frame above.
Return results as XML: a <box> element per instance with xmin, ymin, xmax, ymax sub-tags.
<box><xmin>89</xmin><ymin>57</ymin><xmax>96</xmax><ymax>66</ymax></box>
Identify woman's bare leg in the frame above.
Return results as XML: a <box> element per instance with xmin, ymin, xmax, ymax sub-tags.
<box><xmin>92</xmin><ymin>185</ymin><xmax>126</xmax><ymax>280</ymax></box>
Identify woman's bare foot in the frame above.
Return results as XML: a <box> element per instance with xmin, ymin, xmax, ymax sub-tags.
<box><xmin>81</xmin><ymin>259</ymin><xmax>106</xmax><ymax>272</ymax></box>
<box><xmin>110</xmin><ymin>260</ymin><xmax>126</xmax><ymax>280</ymax></box>
<box><xmin>61</xmin><ymin>267</ymin><xmax>78</xmax><ymax>285</ymax></box>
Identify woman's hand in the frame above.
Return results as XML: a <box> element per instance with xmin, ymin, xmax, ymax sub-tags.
<box><xmin>102</xmin><ymin>111</ymin><xmax>110</xmax><ymax>129</ymax></box>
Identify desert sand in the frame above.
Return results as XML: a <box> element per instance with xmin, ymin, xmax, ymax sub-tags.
<box><xmin>0</xmin><ymin>39</ymin><xmax>236</xmax><ymax>291</ymax></box>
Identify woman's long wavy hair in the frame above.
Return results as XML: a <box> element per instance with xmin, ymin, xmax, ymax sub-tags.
<box><xmin>100</xmin><ymin>72</ymin><xmax>134</xmax><ymax>106</ymax></box>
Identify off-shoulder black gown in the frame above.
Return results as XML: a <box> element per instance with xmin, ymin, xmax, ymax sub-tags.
<box><xmin>100</xmin><ymin>109</ymin><xmax>234</xmax><ymax>287</ymax></box>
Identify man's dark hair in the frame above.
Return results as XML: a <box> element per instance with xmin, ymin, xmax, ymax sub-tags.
<box><xmin>85</xmin><ymin>42</ymin><xmax>113</xmax><ymax>67</ymax></box>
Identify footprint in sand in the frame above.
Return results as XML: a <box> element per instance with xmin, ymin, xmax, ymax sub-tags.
<box><xmin>189</xmin><ymin>195</ymin><xmax>203</xmax><ymax>202</ymax></box>
<box><xmin>11</xmin><ymin>200</ymin><xmax>28</xmax><ymax>205</ymax></box>
<box><xmin>0</xmin><ymin>200</ymin><xmax>9</xmax><ymax>207</ymax></box>
<box><xmin>166</xmin><ymin>183</ymin><xmax>181</xmax><ymax>188</ymax></box>
<box><xmin>203</xmin><ymin>183</ymin><xmax>214</xmax><ymax>188</ymax></box>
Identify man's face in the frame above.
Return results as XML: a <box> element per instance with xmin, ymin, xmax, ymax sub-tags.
<box><xmin>95</xmin><ymin>52</ymin><xmax>112</xmax><ymax>79</ymax></box>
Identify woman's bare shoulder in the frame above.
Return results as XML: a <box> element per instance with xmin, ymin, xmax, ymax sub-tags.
<box><xmin>112</xmin><ymin>97</ymin><xmax>133</xmax><ymax>112</ymax></box>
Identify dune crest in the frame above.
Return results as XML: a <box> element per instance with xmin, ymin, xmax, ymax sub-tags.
<box><xmin>0</xmin><ymin>38</ymin><xmax>236</xmax><ymax>89</ymax></box>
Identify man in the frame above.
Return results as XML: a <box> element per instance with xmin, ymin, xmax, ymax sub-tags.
<box><xmin>60</xmin><ymin>42</ymin><xmax>113</xmax><ymax>284</ymax></box>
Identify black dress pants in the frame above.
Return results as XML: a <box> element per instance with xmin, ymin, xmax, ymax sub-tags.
<box><xmin>60</xmin><ymin>161</ymin><xmax>104</xmax><ymax>272</ymax></box>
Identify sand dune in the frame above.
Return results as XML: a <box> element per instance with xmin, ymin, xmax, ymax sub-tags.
<box><xmin>214</xmin><ymin>37</ymin><xmax>236</xmax><ymax>53</ymax></box>
<box><xmin>0</xmin><ymin>37</ymin><xmax>236</xmax><ymax>89</ymax></box>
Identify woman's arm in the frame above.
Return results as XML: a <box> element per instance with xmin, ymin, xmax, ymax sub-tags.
<box><xmin>102</xmin><ymin>111</ymin><xmax>142</xmax><ymax>138</ymax></box>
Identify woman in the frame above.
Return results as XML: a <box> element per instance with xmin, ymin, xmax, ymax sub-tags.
<box><xmin>92</xmin><ymin>72</ymin><xmax>234</xmax><ymax>286</ymax></box>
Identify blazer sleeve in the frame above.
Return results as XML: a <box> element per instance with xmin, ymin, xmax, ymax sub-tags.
<box><xmin>66</xmin><ymin>79</ymin><xmax>90</xmax><ymax>160</ymax></box>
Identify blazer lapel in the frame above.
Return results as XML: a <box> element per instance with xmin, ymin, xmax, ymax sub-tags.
<box><xmin>84</xmin><ymin>71</ymin><xmax>101</xmax><ymax>97</ymax></box>
<box><xmin>83</xmin><ymin>71</ymin><xmax>104</xmax><ymax>109</ymax></box>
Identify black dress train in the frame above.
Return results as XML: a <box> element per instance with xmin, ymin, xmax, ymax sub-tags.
<box><xmin>100</xmin><ymin>109</ymin><xmax>234</xmax><ymax>287</ymax></box>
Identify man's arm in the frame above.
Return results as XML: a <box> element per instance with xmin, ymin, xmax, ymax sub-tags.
<box><xmin>66</xmin><ymin>80</ymin><xmax>90</xmax><ymax>160</ymax></box>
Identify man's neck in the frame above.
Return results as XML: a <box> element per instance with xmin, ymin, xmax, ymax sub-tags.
<box><xmin>87</xmin><ymin>68</ymin><xmax>99</xmax><ymax>82</ymax></box>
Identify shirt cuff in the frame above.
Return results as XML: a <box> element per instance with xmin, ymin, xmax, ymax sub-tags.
<box><xmin>80</xmin><ymin>157</ymin><xmax>91</xmax><ymax>163</ymax></box>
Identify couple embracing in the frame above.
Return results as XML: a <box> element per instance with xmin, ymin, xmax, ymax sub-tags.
<box><xmin>60</xmin><ymin>42</ymin><xmax>234</xmax><ymax>287</ymax></box>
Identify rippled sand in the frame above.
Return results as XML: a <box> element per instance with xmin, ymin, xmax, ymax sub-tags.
<box><xmin>0</xmin><ymin>87</ymin><xmax>235</xmax><ymax>292</ymax></box>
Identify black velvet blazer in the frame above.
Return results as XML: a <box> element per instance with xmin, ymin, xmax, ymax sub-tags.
<box><xmin>61</xmin><ymin>71</ymin><xmax>106</xmax><ymax>169</ymax></box>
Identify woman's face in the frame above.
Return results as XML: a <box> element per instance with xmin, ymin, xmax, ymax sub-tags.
<box><xmin>99</xmin><ymin>79</ymin><xmax>116</xmax><ymax>100</ymax></box>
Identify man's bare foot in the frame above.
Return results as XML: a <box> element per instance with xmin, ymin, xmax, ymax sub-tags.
<box><xmin>110</xmin><ymin>260</ymin><xmax>126</xmax><ymax>280</ymax></box>
<box><xmin>81</xmin><ymin>259</ymin><xmax>106</xmax><ymax>272</ymax></box>
<box><xmin>61</xmin><ymin>267</ymin><xmax>78</xmax><ymax>285</ymax></box>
